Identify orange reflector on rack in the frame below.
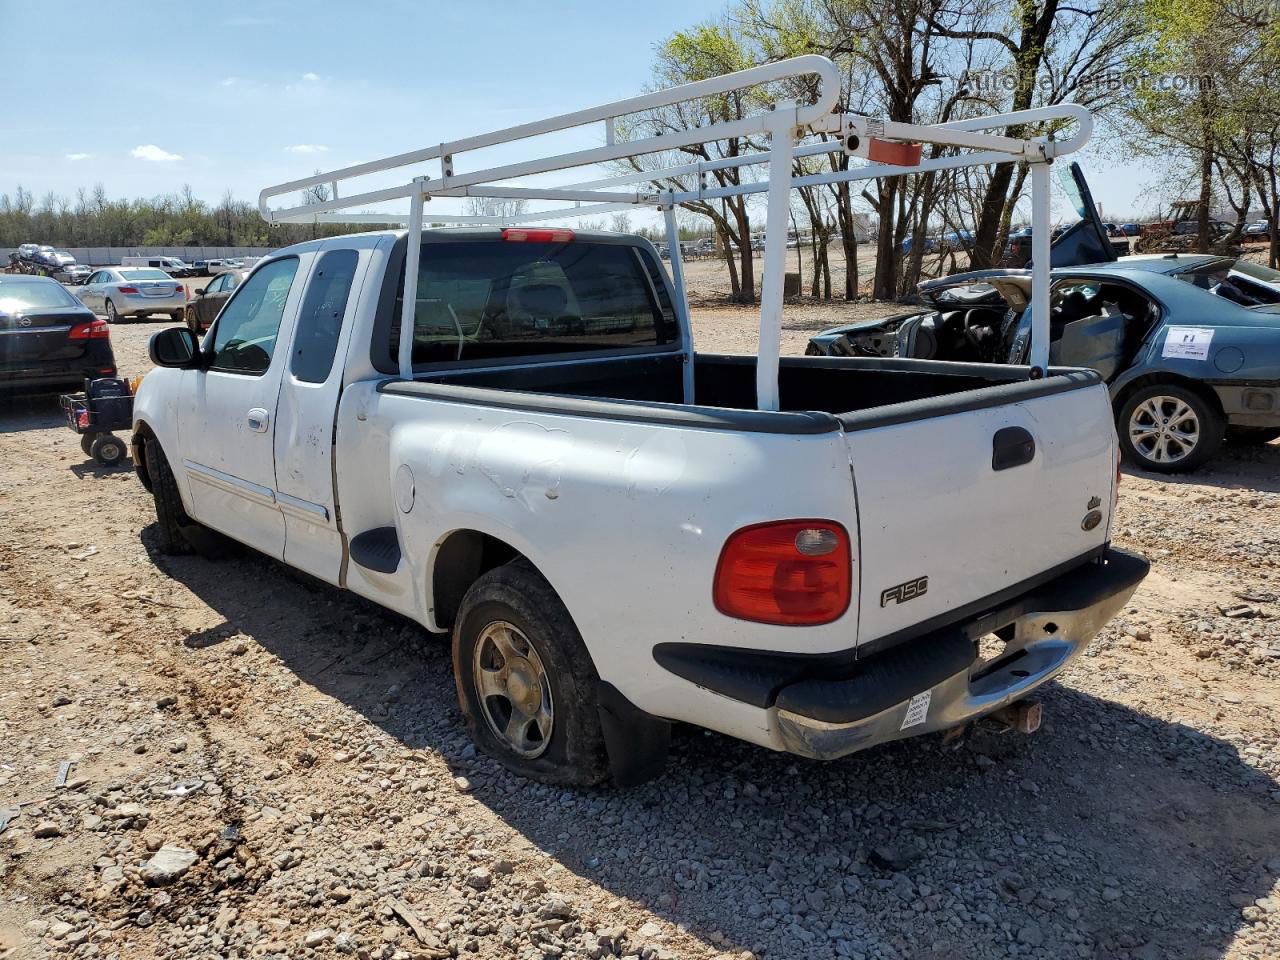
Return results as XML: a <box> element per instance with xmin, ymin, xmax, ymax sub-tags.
<box><xmin>501</xmin><ymin>228</ymin><xmax>575</xmax><ymax>243</ymax></box>
<box><xmin>867</xmin><ymin>139</ymin><xmax>923</xmax><ymax>166</ymax></box>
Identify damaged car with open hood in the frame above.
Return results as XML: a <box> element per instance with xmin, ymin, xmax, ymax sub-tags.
<box><xmin>808</xmin><ymin>164</ymin><xmax>1280</xmax><ymax>472</ymax></box>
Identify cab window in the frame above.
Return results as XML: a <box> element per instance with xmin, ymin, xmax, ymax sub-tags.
<box><xmin>291</xmin><ymin>250</ymin><xmax>358</xmax><ymax>383</ymax></box>
<box><xmin>210</xmin><ymin>257</ymin><xmax>299</xmax><ymax>374</ymax></box>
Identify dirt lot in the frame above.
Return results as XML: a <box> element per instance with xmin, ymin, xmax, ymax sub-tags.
<box><xmin>2</xmin><ymin>304</ymin><xmax>1280</xmax><ymax>960</ymax></box>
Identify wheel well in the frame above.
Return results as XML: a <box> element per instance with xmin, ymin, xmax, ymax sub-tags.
<box><xmin>131</xmin><ymin>422</ymin><xmax>156</xmax><ymax>492</ymax></box>
<box><xmin>431</xmin><ymin>530</ymin><xmax>522</xmax><ymax>630</ymax></box>
<box><xmin>1112</xmin><ymin>373</ymin><xmax>1224</xmax><ymax>420</ymax></box>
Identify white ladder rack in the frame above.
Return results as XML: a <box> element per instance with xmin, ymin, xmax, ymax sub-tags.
<box><xmin>259</xmin><ymin>55</ymin><xmax>1092</xmax><ymax>409</ymax></box>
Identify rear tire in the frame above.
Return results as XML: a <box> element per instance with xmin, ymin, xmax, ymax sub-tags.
<box><xmin>1117</xmin><ymin>384</ymin><xmax>1223</xmax><ymax>473</ymax></box>
<box><xmin>79</xmin><ymin>432</ymin><xmax>97</xmax><ymax>457</ymax></box>
<box><xmin>90</xmin><ymin>434</ymin><xmax>127</xmax><ymax>466</ymax></box>
<box><xmin>1225</xmin><ymin>426</ymin><xmax>1280</xmax><ymax>445</ymax></box>
<box><xmin>452</xmin><ymin>562</ymin><xmax>609</xmax><ymax>786</ymax></box>
<box><xmin>105</xmin><ymin>299</ymin><xmax>118</xmax><ymax>323</ymax></box>
<box><xmin>143</xmin><ymin>439</ymin><xmax>192</xmax><ymax>555</ymax></box>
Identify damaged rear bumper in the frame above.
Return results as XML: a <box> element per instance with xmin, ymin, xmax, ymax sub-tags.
<box><xmin>655</xmin><ymin>548</ymin><xmax>1149</xmax><ymax>761</ymax></box>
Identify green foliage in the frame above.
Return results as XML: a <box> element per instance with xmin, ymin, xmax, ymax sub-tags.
<box><xmin>0</xmin><ymin>183</ymin><xmax>382</xmax><ymax>249</ymax></box>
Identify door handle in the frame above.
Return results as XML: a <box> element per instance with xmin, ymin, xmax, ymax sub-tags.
<box><xmin>246</xmin><ymin>408</ymin><xmax>270</xmax><ymax>433</ymax></box>
<box><xmin>992</xmin><ymin>426</ymin><xmax>1035</xmax><ymax>470</ymax></box>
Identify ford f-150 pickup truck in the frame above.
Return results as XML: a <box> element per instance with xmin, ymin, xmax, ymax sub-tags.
<box><xmin>132</xmin><ymin>226</ymin><xmax>1147</xmax><ymax>785</ymax></box>
<box><xmin>129</xmin><ymin>56</ymin><xmax>1147</xmax><ymax>786</ymax></box>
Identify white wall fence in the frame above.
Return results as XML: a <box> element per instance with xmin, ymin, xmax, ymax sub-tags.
<box><xmin>3</xmin><ymin>246</ymin><xmax>273</xmax><ymax>266</ymax></box>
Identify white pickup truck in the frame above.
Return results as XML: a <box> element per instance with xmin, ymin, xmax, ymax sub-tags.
<box><xmin>130</xmin><ymin>56</ymin><xmax>1146</xmax><ymax>786</ymax></box>
<box><xmin>133</xmin><ymin>224</ymin><xmax>1146</xmax><ymax>785</ymax></box>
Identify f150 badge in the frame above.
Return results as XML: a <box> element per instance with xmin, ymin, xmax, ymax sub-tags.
<box><xmin>881</xmin><ymin>576</ymin><xmax>928</xmax><ymax>607</ymax></box>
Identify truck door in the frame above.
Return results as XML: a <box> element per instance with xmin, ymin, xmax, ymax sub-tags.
<box><xmin>176</xmin><ymin>255</ymin><xmax>306</xmax><ymax>559</ymax></box>
<box><xmin>272</xmin><ymin>245</ymin><xmax>370</xmax><ymax>584</ymax></box>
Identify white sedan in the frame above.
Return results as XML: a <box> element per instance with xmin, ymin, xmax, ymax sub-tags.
<box><xmin>75</xmin><ymin>267</ymin><xmax>187</xmax><ymax>323</ymax></box>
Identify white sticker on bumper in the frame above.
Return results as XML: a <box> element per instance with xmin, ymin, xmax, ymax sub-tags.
<box><xmin>900</xmin><ymin>691</ymin><xmax>932</xmax><ymax>730</ymax></box>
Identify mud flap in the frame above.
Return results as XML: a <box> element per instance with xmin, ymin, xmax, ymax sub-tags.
<box><xmin>597</xmin><ymin>681</ymin><xmax>671</xmax><ymax>787</ymax></box>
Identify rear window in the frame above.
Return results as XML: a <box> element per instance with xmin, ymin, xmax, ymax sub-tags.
<box><xmin>387</xmin><ymin>241</ymin><xmax>678</xmax><ymax>366</ymax></box>
<box><xmin>0</xmin><ymin>281</ymin><xmax>79</xmax><ymax>311</ymax></box>
<box><xmin>120</xmin><ymin>268</ymin><xmax>172</xmax><ymax>280</ymax></box>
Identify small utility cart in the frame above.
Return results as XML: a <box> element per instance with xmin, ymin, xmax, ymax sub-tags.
<box><xmin>60</xmin><ymin>377</ymin><xmax>133</xmax><ymax>466</ymax></box>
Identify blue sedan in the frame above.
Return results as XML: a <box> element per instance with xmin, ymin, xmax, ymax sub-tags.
<box><xmin>808</xmin><ymin>253</ymin><xmax>1280</xmax><ymax>472</ymax></box>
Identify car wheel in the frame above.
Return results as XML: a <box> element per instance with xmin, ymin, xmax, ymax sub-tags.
<box><xmin>1225</xmin><ymin>426</ymin><xmax>1280</xmax><ymax>445</ymax></box>
<box><xmin>452</xmin><ymin>561</ymin><xmax>609</xmax><ymax>786</ymax></box>
<box><xmin>90</xmin><ymin>434</ymin><xmax>127</xmax><ymax>467</ymax></box>
<box><xmin>170</xmin><ymin>312</ymin><xmax>184</xmax><ymax>323</ymax></box>
<box><xmin>105</xmin><ymin>299</ymin><xmax>118</xmax><ymax>323</ymax></box>
<box><xmin>143</xmin><ymin>439</ymin><xmax>193</xmax><ymax>555</ymax></box>
<box><xmin>1118</xmin><ymin>384</ymin><xmax>1223</xmax><ymax>473</ymax></box>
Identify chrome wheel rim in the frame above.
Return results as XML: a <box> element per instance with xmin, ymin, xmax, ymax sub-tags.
<box><xmin>472</xmin><ymin>621</ymin><xmax>553</xmax><ymax>758</ymax></box>
<box><xmin>1129</xmin><ymin>395</ymin><xmax>1200</xmax><ymax>464</ymax></box>
<box><xmin>106</xmin><ymin>301</ymin><xmax>116</xmax><ymax>321</ymax></box>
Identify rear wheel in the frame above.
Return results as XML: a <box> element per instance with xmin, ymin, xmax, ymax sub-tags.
<box><xmin>1225</xmin><ymin>426</ymin><xmax>1280</xmax><ymax>445</ymax></box>
<box><xmin>452</xmin><ymin>562</ymin><xmax>608</xmax><ymax>786</ymax></box>
<box><xmin>90</xmin><ymin>434</ymin><xmax>127</xmax><ymax>467</ymax></box>
<box><xmin>1118</xmin><ymin>384</ymin><xmax>1223</xmax><ymax>473</ymax></box>
<box><xmin>79</xmin><ymin>432</ymin><xmax>97</xmax><ymax>456</ymax></box>
<box><xmin>143</xmin><ymin>439</ymin><xmax>192</xmax><ymax>555</ymax></box>
<box><xmin>105</xmin><ymin>299</ymin><xmax>118</xmax><ymax>323</ymax></box>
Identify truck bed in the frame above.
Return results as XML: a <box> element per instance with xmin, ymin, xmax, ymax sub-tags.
<box><xmin>410</xmin><ymin>351</ymin><xmax>1099</xmax><ymax>429</ymax></box>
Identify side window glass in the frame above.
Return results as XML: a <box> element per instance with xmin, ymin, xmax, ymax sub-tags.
<box><xmin>291</xmin><ymin>249</ymin><xmax>358</xmax><ymax>383</ymax></box>
<box><xmin>210</xmin><ymin>257</ymin><xmax>299</xmax><ymax>374</ymax></box>
<box><xmin>208</xmin><ymin>275</ymin><xmax>225</xmax><ymax>294</ymax></box>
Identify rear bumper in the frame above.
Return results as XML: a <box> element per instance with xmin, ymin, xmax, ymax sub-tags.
<box><xmin>0</xmin><ymin>347</ymin><xmax>117</xmax><ymax>394</ymax></box>
<box><xmin>121</xmin><ymin>296</ymin><xmax>185</xmax><ymax>315</ymax></box>
<box><xmin>1210</xmin><ymin>383</ymin><xmax>1280</xmax><ymax>427</ymax></box>
<box><xmin>655</xmin><ymin>548</ymin><xmax>1148</xmax><ymax>761</ymax></box>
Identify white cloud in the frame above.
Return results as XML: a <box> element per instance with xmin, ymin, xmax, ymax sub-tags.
<box><xmin>302</xmin><ymin>72</ymin><xmax>320</xmax><ymax>82</ymax></box>
<box><xmin>220</xmin><ymin>77</ymin><xmax>238</xmax><ymax>87</ymax></box>
<box><xmin>65</xmin><ymin>152</ymin><xmax>93</xmax><ymax>161</ymax></box>
<box><xmin>286</xmin><ymin>144</ymin><xmax>329</xmax><ymax>154</ymax></box>
<box><xmin>131</xmin><ymin>144</ymin><xmax>182</xmax><ymax>163</ymax></box>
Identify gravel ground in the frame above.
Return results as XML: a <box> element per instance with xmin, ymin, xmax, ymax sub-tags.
<box><xmin>1</xmin><ymin>304</ymin><xmax>1279</xmax><ymax>960</ymax></box>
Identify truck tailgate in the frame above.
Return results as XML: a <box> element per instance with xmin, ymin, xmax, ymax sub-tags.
<box><xmin>843</xmin><ymin>373</ymin><xmax>1116</xmax><ymax>649</ymax></box>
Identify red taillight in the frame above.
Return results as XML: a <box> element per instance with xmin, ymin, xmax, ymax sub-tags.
<box><xmin>117</xmin><ymin>285</ymin><xmax>139</xmax><ymax>294</ymax></box>
<box><xmin>501</xmin><ymin>228</ymin><xmax>574</xmax><ymax>243</ymax></box>
<box><xmin>713</xmin><ymin>520</ymin><xmax>851</xmax><ymax>626</ymax></box>
<box><xmin>69</xmin><ymin>319</ymin><xmax>110</xmax><ymax>340</ymax></box>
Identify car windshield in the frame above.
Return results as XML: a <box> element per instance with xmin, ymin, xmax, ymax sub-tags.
<box><xmin>120</xmin><ymin>268</ymin><xmax>172</xmax><ymax>280</ymax></box>
<box><xmin>1230</xmin><ymin>259</ymin><xmax>1280</xmax><ymax>284</ymax></box>
<box><xmin>1176</xmin><ymin>257</ymin><xmax>1280</xmax><ymax>306</ymax></box>
<box><xmin>0</xmin><ymin>281</ymin><xmax>80</xmax><ymax>312</ymax></box>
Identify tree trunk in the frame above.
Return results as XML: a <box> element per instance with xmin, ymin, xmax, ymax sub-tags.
<box><xmin>870</xmin><ymin>179</ymin><xmax>900</xmax><ymax>300</ymax></box>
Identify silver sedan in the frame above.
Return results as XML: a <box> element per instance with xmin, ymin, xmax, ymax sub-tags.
<box><xmin>75</xmin><ymin>267</ymin><xmax>187</xmax><ymax>322</ymax></box>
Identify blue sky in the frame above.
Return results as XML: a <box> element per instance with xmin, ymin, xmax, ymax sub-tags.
<box><xmin>1</xmin><ymin>0</ymin><xmax>1158</xmax><ymax>226</ymax></box>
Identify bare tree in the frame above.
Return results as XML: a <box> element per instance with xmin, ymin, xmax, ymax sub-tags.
<box><xmin>463</xmin><ymin>197</ymin><xmax>529</xmax><ymax>221</ymax></box>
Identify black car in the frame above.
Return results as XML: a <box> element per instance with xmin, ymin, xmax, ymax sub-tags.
<box><xmin>0</xmin><ymin>275</ymin><xmax>117</xmax><ymax>392</ymax></box>
<box><xmin>185</xmin><ymin>268</ymin><xmax>244</xmax><ymax>332</ymax></box>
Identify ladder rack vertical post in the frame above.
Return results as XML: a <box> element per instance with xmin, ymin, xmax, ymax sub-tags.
<box><xmin>756</xmin><ymin>106</ymin><xmax>796</xmax><ymax>412</ymax></box>
<box><xmin>1029</xmin><ymin>161</ymin><xmax>1051</xmax><ymax>376</ymax></box>
<box><xmin>398</xmin><ymin>183</ymin><xmax>425</xmax><ymax>380</ymax></box>
<box><xmin>664</xmin><ymin>204</ymin><xmax>695</xmax><ymax>404</ymax></box>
